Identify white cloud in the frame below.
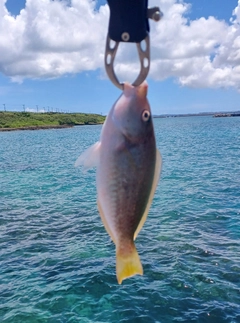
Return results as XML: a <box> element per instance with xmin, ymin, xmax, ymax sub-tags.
<box><xmin>0</xmin><ymin>0</ymin><xmax>240</xmax><ymax>90</ymax></box>
<box><xmin>0</xmin><ymin>0</ymin><xmax>108</xmax><ymax>80</ymax></box>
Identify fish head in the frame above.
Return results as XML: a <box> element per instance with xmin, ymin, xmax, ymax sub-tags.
<box><xmin>112</xmin><ymin>82</ymin><xmax>153</xmax><ymax>141</ymax></box>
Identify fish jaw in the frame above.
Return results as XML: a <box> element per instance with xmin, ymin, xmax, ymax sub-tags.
<box><xmin>123</xmin><ymin>81</ymin><xmax>148</xmax><ymax>99</ymax></box>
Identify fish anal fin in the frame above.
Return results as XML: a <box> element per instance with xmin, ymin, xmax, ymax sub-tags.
<box><xmin>75</xmin><ymin>141</ymin><xmax>101</xmax><ymax>170</ymax></box>
<box><xmin>97</xmin><ymin>199</ymin><xmax>116</xmax><ymax>244</ymax></box>
<box><xmin>116</xmin><ymin>242</ymin><xmax>143</xmax><ymax>284</ymax></box>
<box><xmin>134</xmin><ymin>149</ymin><xmax>162</xmax><ymax>240</ymax></box>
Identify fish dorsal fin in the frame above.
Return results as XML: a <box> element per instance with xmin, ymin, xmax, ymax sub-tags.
<box><xmin>134</xmin><ymin>149</ymin><xmax>162</xmax><ymax>240</ymax></box>
<box><xmin>75</xmin><ymin>141</ymin><xmax>101</xmax><ymax>170</ymax></box>
<box><xmin>97</xmin><ymin>199</ymin><xmax>116</xmax><ymax>244</ymax></box>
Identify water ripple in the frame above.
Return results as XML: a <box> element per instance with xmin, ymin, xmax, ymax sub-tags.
<box><xmin>0</xmin><ymin>118</ymin><xmax>240</xmax><ymax>322</ymax></box>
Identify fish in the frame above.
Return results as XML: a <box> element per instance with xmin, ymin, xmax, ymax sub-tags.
<box><xmin>75</xmin><ymin>81</ymin><xmax>162</xmax><ymax>284</ymax></box>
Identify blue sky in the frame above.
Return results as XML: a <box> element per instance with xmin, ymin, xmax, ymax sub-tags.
<box><xmin>1</xmin><ymin>0</ymin><xmax>240</xmax><ymax>115</ymax></box>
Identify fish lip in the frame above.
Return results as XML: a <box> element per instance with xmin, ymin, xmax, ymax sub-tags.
<box><xmin>123</xmin><ymin>81</ymin><xmax>148</xmax><ymax>96</ymax></box>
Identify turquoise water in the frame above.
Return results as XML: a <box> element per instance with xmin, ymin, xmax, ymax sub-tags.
<box><xmin>0</xmin><ymin>116</ymin><xmax>240</xmax><ymax>322</ymax></box>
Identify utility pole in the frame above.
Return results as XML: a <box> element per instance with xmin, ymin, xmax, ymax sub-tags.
<box><xmin>3</xmin><ymin>103</ymin><xmax>6</xmax><ymax>112</ymax></box>
<box><xmin>36</xmin><ymin>105</ymin><xmax>38</xmax><ymax>113</ymax></box>
<box><xmin>23</xmin><ymin>104</ymin><xmax>25</xmax><ymax>112</ymax></box>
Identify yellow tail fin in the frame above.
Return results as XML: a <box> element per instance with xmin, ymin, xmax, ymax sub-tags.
<box><xmin>116</xmin><ymin>243</ymin><xmax>143</xmax><ymax>284</ymax></box>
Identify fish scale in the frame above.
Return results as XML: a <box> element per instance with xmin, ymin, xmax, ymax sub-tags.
<box><xmin>76</xmin><ymin>81</ymin><xmax>162</xmax><ymax>284</ymax></box>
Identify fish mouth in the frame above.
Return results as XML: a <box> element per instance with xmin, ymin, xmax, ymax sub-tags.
<box><xmin>123</xmin><ymin>82</ymin><xmax>148</xmax><ymax>99</ymax></box>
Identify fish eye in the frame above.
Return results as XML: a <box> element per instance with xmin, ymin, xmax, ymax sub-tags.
<box><xmin>142</xmin><ymin>110</ymin><xmax>150</xmax><ymax>122</ymax></box>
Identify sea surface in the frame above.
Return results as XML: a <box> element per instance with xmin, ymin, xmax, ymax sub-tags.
<box><xmin>0</xmin><ymin>116</ymin><xmax>240</xmax><ymax>323</ymax></box>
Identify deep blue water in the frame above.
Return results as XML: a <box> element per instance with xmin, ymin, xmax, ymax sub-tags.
<box><xmin>0</xmin><ymin>116</ymin><xmax>240</xmax><ymax>323</ymax></box>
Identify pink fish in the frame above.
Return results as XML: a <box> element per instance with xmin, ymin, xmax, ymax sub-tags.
<box><xmin>75</xmin><ymin>82</ymin><xmax>162</xmax><ymax>284</ymax></box>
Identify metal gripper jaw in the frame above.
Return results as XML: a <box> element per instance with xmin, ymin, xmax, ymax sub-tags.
<box><xmin>105</xmin><ymin>0</ymin><xmax>163</xmax><ymax>90</ymax></box>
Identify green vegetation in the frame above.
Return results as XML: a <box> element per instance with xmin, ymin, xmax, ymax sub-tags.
<box><xmin>0</xmin><ymin>111</ymin><xmax>105</xmax><ymax>130</ymax></box>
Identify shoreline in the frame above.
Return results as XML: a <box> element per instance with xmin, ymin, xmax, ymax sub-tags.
<box><xmin>0</xmin><ymin>123</ymin><xmax>103</xmax><ymax>132</ymax></box>
<box><xmin>0</xmin><ymin>111</ymin><xmax>105</xmax><ymax>131</ymax></box>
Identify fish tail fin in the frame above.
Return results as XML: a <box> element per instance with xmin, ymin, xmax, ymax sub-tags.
<box><xmin>116</xmin><ymin>242</ymin><xmax>143</xmax><ymax>284</ymax></box>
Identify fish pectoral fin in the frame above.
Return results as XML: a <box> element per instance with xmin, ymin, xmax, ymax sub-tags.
<box><xmin>116</xmin><ymin>242</ymin><xmax>143</xmax><ymax>284</ymax></box>
<box><xmin>75</xmin><ymin>141</ymin><xmax>101</xmax><ymax>170</ymax></box>
<box><xmin>134</xmin><ymin>149</ymin><xmax>162</xmax><ymax>240</ymax></box>
<box><xmin>97</xmin><ymin>199</ymin><xmax>116</xmax><ymax>244</ymax></box>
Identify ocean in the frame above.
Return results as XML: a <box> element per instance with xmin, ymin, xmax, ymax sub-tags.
<box><xmin>0</xmin><ymin>116</ymin><xmax>239</xmax><ymax>322</ymax></box>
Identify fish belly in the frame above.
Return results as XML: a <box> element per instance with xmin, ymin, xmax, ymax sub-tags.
<box><xmin>97</xmin><ymin>134</ymin><xmax>156</xmax><ymax>283</ymax></box>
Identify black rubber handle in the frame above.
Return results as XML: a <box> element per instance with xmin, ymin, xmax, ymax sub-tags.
<box><xmin>107</xmin><ymin>0</ymin><xmax>149</xmax><ymax>43</ymax></box>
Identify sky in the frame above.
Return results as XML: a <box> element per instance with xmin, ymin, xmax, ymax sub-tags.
<box><xmin>0</xmin><ymin>0</ymin><xmax>240</xmax><ymax>115</ymax></box>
